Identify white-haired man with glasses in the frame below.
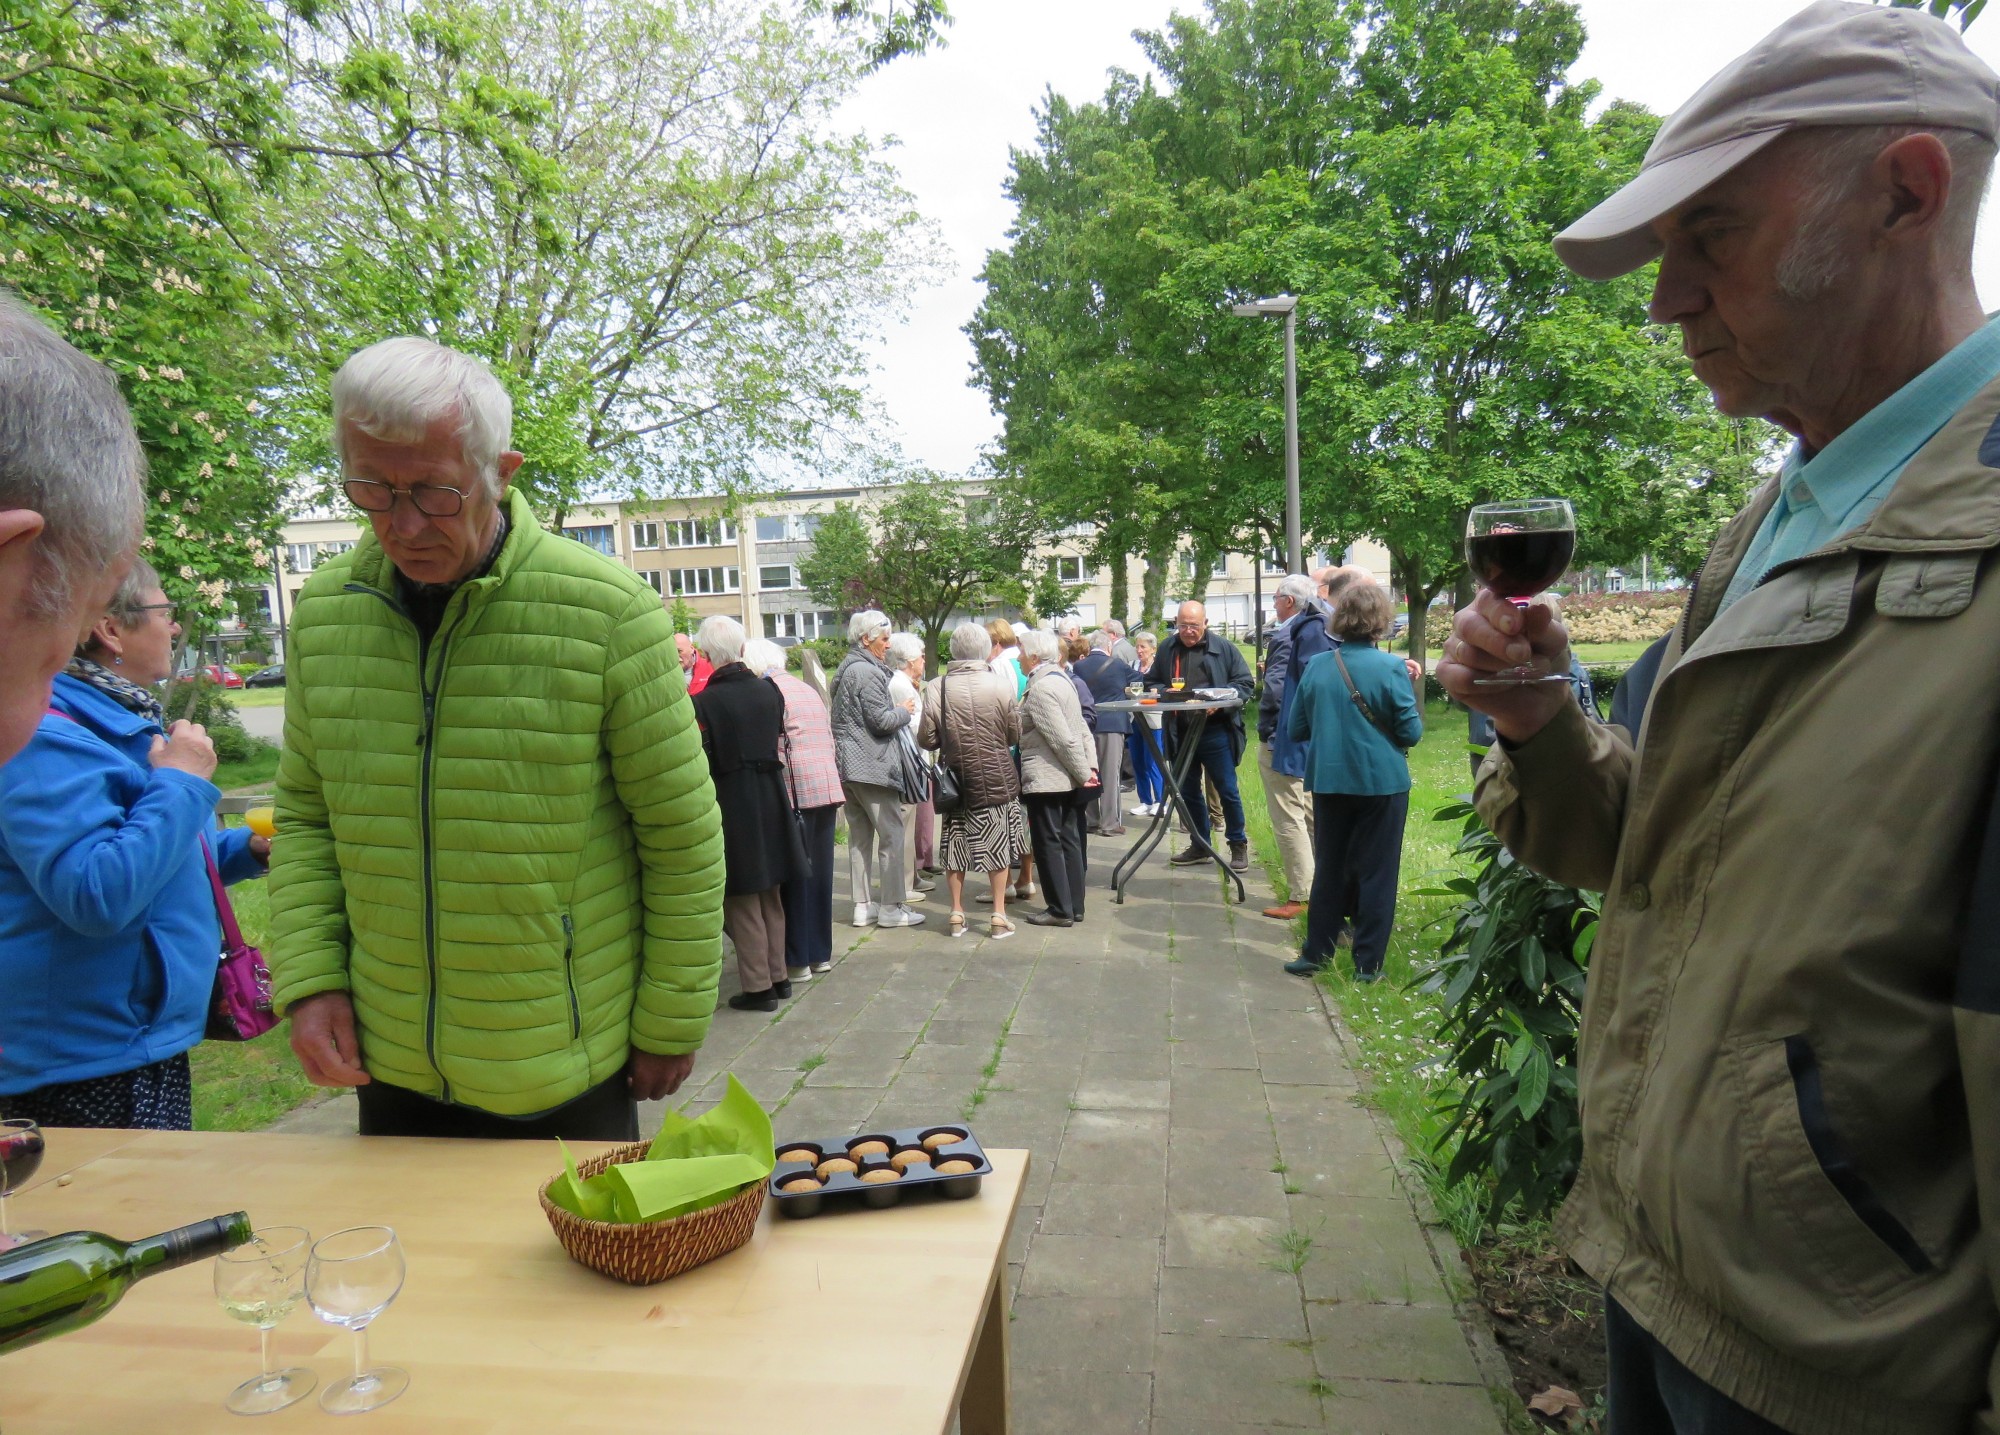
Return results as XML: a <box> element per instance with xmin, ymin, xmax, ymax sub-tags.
<box><xmin>268</xmin><ymin>336</ymin><xmax>726</xmax><ymax>1141</ymax></box>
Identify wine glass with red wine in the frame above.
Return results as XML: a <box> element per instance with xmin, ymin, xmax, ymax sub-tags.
<box><xmin>1464</xmin><ymin>499</ymin><xmax>1576</xmax><ymax>686</ymax></box>
<box><xmin>0</xmin><ymin>1119</ymin><xmax>46</xmax><ymax>1249</ymax></box>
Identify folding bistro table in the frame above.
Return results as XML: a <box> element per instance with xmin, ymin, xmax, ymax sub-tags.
<box><xmin>0</xmin><ymin>1129</ymin><xmax>1027</xmax><ymax>1434</ymax></box>
<box><xmin>1098</xmin><ymin>693</ymin><xmax>1246</xmax><ymax>905</ymax></box>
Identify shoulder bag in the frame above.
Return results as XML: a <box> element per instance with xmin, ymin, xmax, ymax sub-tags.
<box><xmin>202</xmin><ymin>836</ymin><xmax>279</xmax><ymax>1042</ymax></box>
<box><xmin>769</xmin><ymin>677</ymin><xmax>814</xmax><ymax>880</ymax></box>
<box><xmin>931</xmin><ymin>673</ymin><xmax>966</xmax><ymax>815</ymax></box>
<box><xmin>1331</xmin><ymin>649</ymin><xmax>1411</xmax><ymax>753</ymax></box>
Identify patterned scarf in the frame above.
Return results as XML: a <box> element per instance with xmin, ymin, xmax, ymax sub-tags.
<box><xmin>63</xmin><ymin>654</ymin><xmax>165</xmax><ymax>725</ymax></box>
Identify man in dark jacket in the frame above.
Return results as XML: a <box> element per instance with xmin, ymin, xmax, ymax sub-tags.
<box><xmin>1147</xmin><ymin>601</ymin><xmax>1255</xmax><ymax>870</ymax></box>
<box><xmin>1258</xmin><ymin>575</ymin><xmax>1329</xmax><ymax>916</ymax></box>
<box><xmin>1076</xmin><ymin>630</ymin><xmax>1140</xmax><ymax>835</ymax></box>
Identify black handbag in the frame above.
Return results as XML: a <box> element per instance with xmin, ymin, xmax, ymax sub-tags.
<box><xmin>932</xmin><ymin>672</ymin><xmax>966</xmax><ymax>814</ymax></box>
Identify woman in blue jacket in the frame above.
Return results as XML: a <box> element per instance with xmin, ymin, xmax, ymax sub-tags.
<box><xmin>0</xmin><ymin>560</ymin><xmax>268</xmax><ymax>1129</ymax></box>
<box><xmin>1284</xmin><ymin>582</ymin><xmax>1423</xmax><ymax>981</ymax></box>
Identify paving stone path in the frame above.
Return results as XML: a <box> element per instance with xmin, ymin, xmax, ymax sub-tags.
<box><xmin>274</xmin><ymin>827</ymin><xmax>1508</xmax><ymax>1433</ymax></box>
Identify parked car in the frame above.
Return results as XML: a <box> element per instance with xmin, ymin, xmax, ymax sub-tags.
<box><xmin>174</xmin><ymin>663</ymin><xmax>245</xmax><ymax>689</ymax></box>
<box><xmin>244</xmin><ymin>664</ymin><xmax>285</xmax><ymax>688</ymax></box>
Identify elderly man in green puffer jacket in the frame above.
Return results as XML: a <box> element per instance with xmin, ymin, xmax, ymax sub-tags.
<box><xmin>268</xmin><ymin>337</ymin><xmax>725</xmax><ymax>1140</ymax></box>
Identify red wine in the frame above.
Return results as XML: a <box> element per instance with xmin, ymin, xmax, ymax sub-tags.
<box><xmin>0</xmin><ymin>1127</ymin><xmax>43</xmax><ymax>1196</ymax></box>
<box><xmin>1467</xmin><ymin>528</ymin><xmax>1574</xmax><ymax>599</ymax></box>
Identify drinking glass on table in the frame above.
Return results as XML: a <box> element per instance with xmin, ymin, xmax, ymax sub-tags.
<box><xmin>0</xmin><ymin>1119</ymin><xmax>47</xmax><ymax>1248</ymax></box>
<box><xmin>306</xmin><ymin>1225</ymin><xmax>409</xmax><ymax>1414</ymax></box>
<box><xmin>214</xmin><ymin>1225</ymin><xmax>317</xmax><ymax>1415</ymax></box>
<box><xmin>1464</xmin><ymin>499</ymin><xmax>1577</xmax><ymax>685</ymax></box>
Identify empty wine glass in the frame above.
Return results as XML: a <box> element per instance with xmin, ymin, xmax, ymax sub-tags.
<box><xmin>306</xmin><ymin>1226</ymin><xmax>409</xmax><ymax>1415</ymax></box>
<box><xmin>1464</xmin><ymin>499</ymin><xmax>1577</xmax><ymax>686</ymax></box>
<box><xmin>214</xmin><ymin>1225</ymin><xmax>317</xmax><ymax>1415</ymax></box>
<box><xmin>0</xmin><ymin>1118</ymin><xmax>46</xmax><ymax>1248</ymax></box>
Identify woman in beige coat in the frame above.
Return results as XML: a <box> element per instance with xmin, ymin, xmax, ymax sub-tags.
<box><xmin>918</xmin><ymin>622</ymin><xmax>1028</xmax><ymax>939</ymax></box>
<box><xmin>1017</xmin><ymin>628</ymin><xmax>1096</xmax><ymax>928</ymax></box>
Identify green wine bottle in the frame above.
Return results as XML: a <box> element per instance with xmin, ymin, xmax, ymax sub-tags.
<box><xmin>0</xmin><ymin>1212</ymin><xmax>252</xmax><ymax>1357</ymax></box>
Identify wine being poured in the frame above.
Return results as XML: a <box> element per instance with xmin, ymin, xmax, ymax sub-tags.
<box><xmin>1464</xmin><ymin>500</ymin><xmax>1576</xmax><ymax>686</ymax></box>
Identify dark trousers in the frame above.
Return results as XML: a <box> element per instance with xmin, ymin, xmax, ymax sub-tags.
<box><xmin>1177</xmin><ymin>726</ymin><xmax>1246</xmax><ymax>846</ymax></box>
<box><xmin>356</xmin><ymin>1069</ymin><xmax>639</xmax><ymax>1141</ymax></box>
<box><xmin>1024</xmin><ymin>791</ymin><xmax>1087</xmax><ymax>920</ymax></box>
<box><xmin>1605</xmin><ymin>1296</ymin><xmax>1795</xmax><ymax>1434</ymax></box>
<box><xmin>782</xmin><ymin>803</ymin><xmax>839</xmax><ymax>972</ymax></box>
<box><xmin>1300</xmin><ymin>791</ymin><xmax>1408</xmax><ymax>974</ymax></box>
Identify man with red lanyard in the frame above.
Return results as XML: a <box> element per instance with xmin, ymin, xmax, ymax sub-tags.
<box><xmin>1144</xmin><ymin>601</ymin><xmax>1255</xmax><ymax>870</ymax></box>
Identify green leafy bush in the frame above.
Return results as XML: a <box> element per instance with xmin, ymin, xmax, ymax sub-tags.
<box><xmin>1415</xmin><ymin>800</ymin><xmax>1597</xmax><ymax>1221</ymax></box>
<box><xmin>787</xmin><ymin>636</ymin><xmax>847</xmax><ymax>675</ymax></box>
<box><xmin>163</xmin><ymin>675</ymin><xmax>254</xmax><ymax>759</ymax></box>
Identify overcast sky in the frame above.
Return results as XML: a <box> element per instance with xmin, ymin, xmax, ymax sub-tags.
<box><xmin>836</xmin><ymin>0</ymin><xmax>2000</xmax><ymax>477</ymax></box>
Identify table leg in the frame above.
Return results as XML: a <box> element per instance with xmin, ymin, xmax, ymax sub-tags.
<box><xmin>1111</xmin><ymin>721</ymin><xmax>1176</xmax><ymax>902</ymax></box>
<box><xmin>1154</xmin><ymin>711</ymin><xmax>1246</xmax><ymax>903</ymax></box>
<box><xmin>959</xmin><ymin>1262</ymin><xmax>1010</xmax><ymax>1435</ymax></box>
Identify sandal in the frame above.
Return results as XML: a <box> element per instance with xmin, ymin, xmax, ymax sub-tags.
<box><xmin>989</xmin><ymin>914</ymin><xmax>1015</xmax><ymax>940</ymax></box>
<box><xmin>948</xmin><ymin>911</ymin><xmax>968</xmax><ymax>938</ymax></box>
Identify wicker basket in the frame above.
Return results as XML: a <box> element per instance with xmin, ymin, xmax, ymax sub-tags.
<box><xmin>538</xmin><ymin>1140</ymin><xmax>767</xmax><ymax>1285</ymax></box>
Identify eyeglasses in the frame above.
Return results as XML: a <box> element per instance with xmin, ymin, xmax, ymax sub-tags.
<box><xmin>134</xmin><ymin>602</ymin><xmax>178</xmax><ymax>624</ymax></box>
<box><xmin>343</xmin><ymin>477</ymin><xmax>468</xmax><ymax>518</ymax></box>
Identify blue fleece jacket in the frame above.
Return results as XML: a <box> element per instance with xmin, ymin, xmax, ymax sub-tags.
<box><xmin>1286</xmin><ymin>641</ymin><xmax>1423</xmax><ymax>796</ymax></box>
<box><xmin>0</xmin><ymin>675</ymin><xmax>261</xmax><ymax>1094</ymax></box>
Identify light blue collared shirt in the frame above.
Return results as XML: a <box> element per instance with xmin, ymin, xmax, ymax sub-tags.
<box><xmin>1719</xmin><ymin>312</ymin><xmax>2000</xmax><ymax>612</ymax></box>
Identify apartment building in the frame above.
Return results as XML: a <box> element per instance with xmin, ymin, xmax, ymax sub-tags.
<box><xmin>255</xmin><ymin>479</ymin><xmax>1397</xmax><ymax>656</ymax></box>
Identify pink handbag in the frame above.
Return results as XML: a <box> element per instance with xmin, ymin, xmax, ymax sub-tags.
<box><xmin>201</xmin><ymin>837</ymin><xmax>278</xmax><ymax>1042</ymax></box>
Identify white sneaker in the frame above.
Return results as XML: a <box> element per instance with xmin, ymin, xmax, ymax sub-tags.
<box><xmin>810</xmin><ymin>960</ymin><xmax>833</xmax><ymax>975</ymax></box>
<box><xmin>852</xmin><ymin>903</ymin><xmax>879</xmax><ymax>928</ymax></box>
<box><xmin>876</xmin><ymin>905</ymin><xmax>927</xmax><ymax>929</ymax></box>
<box><xmin>788</xmin><ymin>966</ymin><xmax>812</xmax><ymax>983</ymax></box>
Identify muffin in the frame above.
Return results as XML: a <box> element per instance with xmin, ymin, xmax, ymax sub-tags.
<box><xmin>780</xmin><ymin>1177</ymin><xmax>821</xmax><ymax>1194</ymax></box>
<box><xmin>848</xmin><ymin>1139</ymin><xmax>890</xmax><ymax>1160</ymax></box>
<box><xmin>889</xmin><ymin>1148</ymin><xmax>932</xmax><ymax>1172</ymax></box>
<box><xmin>934</xmin><ymin>1159</ymin><xmax>976</xmax><ymax>1175</ymax></box>
<box><xmin>777</xmin><ymin>1147</ymin><xmax>818</xmax><ymax>1166</ymax></box>
<box><xmin>816</xmin><ymin>1158</ymin><xmax>859</xmax><ymax>1179</ymax></box>
<box><xmin>921</xmin><ymin>1131</ymin><xmax>964</xmax><ymax>1152</ymax></box>
<box><xmin>859</xmin><ymin>1168</ymin><xmax>902</xmax><ymax>1184</ymax></box>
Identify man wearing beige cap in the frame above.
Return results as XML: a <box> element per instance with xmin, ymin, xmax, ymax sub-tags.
<box><xmin>1440</xmin><ymin>3</ymin><xmax>2000</xmax><ymax>1431</ymax></box>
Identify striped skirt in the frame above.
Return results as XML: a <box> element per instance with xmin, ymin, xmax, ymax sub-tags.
<box><xmin>939</xmin><ymin>799</ymin><xmax>1029</xmax><ymax>874</ymax></box>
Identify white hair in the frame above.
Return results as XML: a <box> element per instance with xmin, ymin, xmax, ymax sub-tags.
<box><xmin>741</xmin><ymin>637</ymin><xmax>788</xmax><ymax>677</ymax></box>
<box><xmin>0</xmin><ymin>293</ymin><xmax>145</xmax><ymax>618</ymax></box>
<box><xmin>331</xmin><ymin>336</ymin><xmax>514</xmax><ymax>497</ymax></box>
<box><xmin>1103</xmin><ymin>618</ymin><xmax>1125</xmax><ymax>637</ymax></box>
<box><xmin>1778</xmin><ymin>124</ymin><xmax>1995</xmax><ymax>300</ymax></box>
<box><xmin>847</xmin><ymin>608</ymin><xmax>891</xmax><ymax>645</ymax></box>
<box><xmin>1018</xmin><ymin>628</ymin><xmax>1061</xmax><ymax>665</ymax></box>
<box><xmin>1133</xmin><ymin>629</ymin><xmax>1157</xmax><ymax>647</ymax></box>
<box><xmin>696</xmin><ymin>613</ymin><xmax>745</xmax><ymax>666</ymax></box>
<box><xmin>1275</xmin><ymin>573</ymin><xmax>1317</xmax><ymax>608</ymax></box>
<box><xmin>950</xmin><ymin>620</ymin><xmax>989</xmax><ymax>661</ymax></box>
<box><xmin>1089</xmin><ymin>628</ymin><xmax>1118</xmax><ymax>653</ymax></box>
<box><xmin>886</xmin><ymin>631</ymin><xmax>925</xmax><ymax>667</ymax></box>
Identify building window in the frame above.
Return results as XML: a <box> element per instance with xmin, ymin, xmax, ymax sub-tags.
<box><xmin>666</xmin><ymin>566</ymin><xmax>740</xmax><ymax>596</ymax></box>
<box><xmin>641</xmin><ymin>570</ymin><xmax>664</xmax><ymax>595</ymax></box>
<box><xmin>632</xmin><ymin>522</ymin><xmax>660</xmax><ymax>550</ymax></box>
<box><xmin>795</xmin><ymin>513</ymin><xmax>821</xmax><ymax>540</ymax></box>
<box><xmin>662</xmin><ymin>518</ymin><xmax>736</xmax><ymax>549</ymax></box>
<box><xmin>760</xmin><ymin>564</ymin><xmax>794</xmax><ymax>591</ymax></box>
<box><xmin>565</xmin><ymin>524</ymin><xmax>615</xmax><ymax>555</ymax></box>
<box><xmin>1180</xmin><ymin>552</ymin><xmax>1228</xmax><ymax>578</ymax></box>
<box><xmin>1053</xmin><ymin>555</ymin><xmax>1090</xmax><ymax>584</ymax></box>
<box><xmin>764</xmin><ymin>609</ymin><xmax>839</xmax><ymax>640</ymax></box>
<box><xmin>283</xmin><ymin>544</ymin><xmax>316</xmax><ymax>574</ymax></box>
<box><xmin>755</xmin><ymin>515</ymin><xmax>788</xmax><ymax>544</ymax></box>
<box><xmin>1262</xmin><ymin>552</ymin><xmax>1286</xmax><ymax>575</ymax></box>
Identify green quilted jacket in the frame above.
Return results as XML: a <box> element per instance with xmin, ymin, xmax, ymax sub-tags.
<box><xmin>267</xmin><ymin>488</ymin><xmax>725</xmax><ymax>1116</ymax></box>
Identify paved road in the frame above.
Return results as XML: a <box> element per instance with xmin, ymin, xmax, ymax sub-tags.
<box><xmin>273</xmin><ymin>830</ymin><xmax>1507</xmax><ymax>1433</ymax></box>
<box><xmin>238</xmin><ymin>701</ymin><xmax>285</xmax><ymax>745</ymax></box>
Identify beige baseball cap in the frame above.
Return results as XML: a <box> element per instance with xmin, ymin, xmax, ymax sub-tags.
<box><xmin>1555</xmin><ymin>0</ymin><xmax>2000</xmax><ymax>280</ymax></box>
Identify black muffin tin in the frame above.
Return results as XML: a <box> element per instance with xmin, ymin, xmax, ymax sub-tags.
<box><xmin>768</xmin><ymin>1124</ymin><xmax>992</xmax><ymax>1218</ymax></box>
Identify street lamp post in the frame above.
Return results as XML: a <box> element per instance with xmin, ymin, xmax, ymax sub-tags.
<box><xmin>1231</xmin><ymin>294</ymin><xmax>1300</xmax><ymax>575</ymax></box>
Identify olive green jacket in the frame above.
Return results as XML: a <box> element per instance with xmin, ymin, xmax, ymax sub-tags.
<box><xmin>1476</xmin><ymin>377</ymin><xmax>2000</xmax><ymax>1435</ymax></box>
<box><xmin>268</xmin><ymin>489</ymin><xmax>725</xmax><ymax>1116</ymax></box>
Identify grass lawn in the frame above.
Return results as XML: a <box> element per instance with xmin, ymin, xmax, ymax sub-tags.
<box><xmin>231</xmin><ymin>688</ymin><xmax>287</xmax><ymax>708</ymax></box>
<box><xmin>1570</xmin><ymin>640</ymin><xmax>1654</xmax><ymax>666</ymax></box>
<box><xmin>1235</xmin><ymin>698</ymin><xmax>1485</xmax><ymax>1238</ymax></box>
<box><xmin>214</xmin><ymin>740</ymin><xmax>281</xmax><ymax>793</ymax></box>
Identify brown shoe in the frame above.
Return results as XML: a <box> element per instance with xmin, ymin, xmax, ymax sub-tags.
<box><xmin>1262</xmin><ymin>901</ymin><xmax>1306</xmax><ymax>920</ymax></box>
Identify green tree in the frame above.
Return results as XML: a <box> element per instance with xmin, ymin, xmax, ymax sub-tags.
<box><xmin>264</xmin><ymin>0</ymin><xmax>941</xmax><ymax>519</ymax></box>
<box><xmin>1885</xmin><ymin>0</ymin><xmax>1986</xmax><ymax>30</ymax></box>
<box><xmin>0</xmin><ymin>0</ymin><xmax>294</xmax><ymax>626</ymax></box>
<box><xmin>797</xmin><ymin>474</ymin><xmax>1065</xmax><ymax>672</ymax></box>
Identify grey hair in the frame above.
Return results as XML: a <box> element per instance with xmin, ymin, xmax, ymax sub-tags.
<box><xmin>0</xmin><ymin>292</ymin><xmax>145</xmax><ymax>618</ymax></box>
<box><xmin>1018</xmin><ymin>628</ymin><xmax>1061</xmax><ymax>665</ymax></box>
<box><xmin>741</xmin><ymin>637</ymin><xmax>788</xmax><ymax>677</ymax></box>
<box><xmin>886</xmin><ymin>631</ymin><xmax>925</xmax><ymax>667</ymax></box>
<box><xmin>695</xmin><ymin>613</ymin><xmax>745</xmax><ymax>666</ymax></box>
<box><xmin>331</xmin><ymin>337</ymin><xmax>514</xmax><ymax>497</ymax></box>
<box><xmin>1133</xmin><ymin>629</ymin><xmax>1158</xmax><ymax>647</ymax></box>
<box><xmin>1778</xmin><ymin>124</ymin><xmax>1995</xmax><ymax>300</ymax></box>
<box><xmin>1089</xmin><ymin>628</ymin><xmax>1118</xmax><ymax>653</ymax></box>
<box><xmin>1274</xmin><ymin>573</ymin><xmax>1317</xmax><ymax>608</ymax></box>
<box><xmin>78</xmin><ymin>556</ymin><xmax>163</xmax><ymax>657</ymax></box>
<box><xmin>950</xmin><ymin>620</ymin><xmax>990</xmax><ymax>661</ymax></box>
<box><xmin>847</xmin><ymin>608</ymin><xmax>891</xmax><ymax>645</ymax></box>
<box><xmin>1103</xmin><ymin>618</ymin><xmax>1125</xmax><ymax>637</ymax></box>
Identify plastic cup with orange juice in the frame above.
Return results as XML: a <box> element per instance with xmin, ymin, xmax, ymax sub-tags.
<box><xmin>245</xmin><ymin>807</ymin><xmax>276</xmax><ymax>839</ymax></box>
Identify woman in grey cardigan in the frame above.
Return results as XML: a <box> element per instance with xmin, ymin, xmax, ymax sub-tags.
<box><xmin>830</xmin><ymin>609</ymin><xmax>924</xmax><ymax>929</ymax></box>
<box><xmin>1018</xmin><ymin>628</ymin><xmax>1096</xmax><ymax>928</ymax></box>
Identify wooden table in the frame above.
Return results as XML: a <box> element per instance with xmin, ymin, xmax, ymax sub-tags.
<box><xmin>0</xmin><ymin>1131</ymin><xmax>1026</xmax><ymax>1433</ymax></box>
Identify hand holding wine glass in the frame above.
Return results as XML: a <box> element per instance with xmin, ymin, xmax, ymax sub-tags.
<box><xmin>1439</xmin><ymin>500</ymin><xmax>1579</xmax><ymax>743</ymax></box>
<box><xmin>306</xmin><ymin>1225</ymin><xmax>409</xmax><ymax>1415</ymax></box>
<box><xmin>214</xmin><ymin>1225</ymin><xmax>316</xmax><ymax>1415</ymax></box>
